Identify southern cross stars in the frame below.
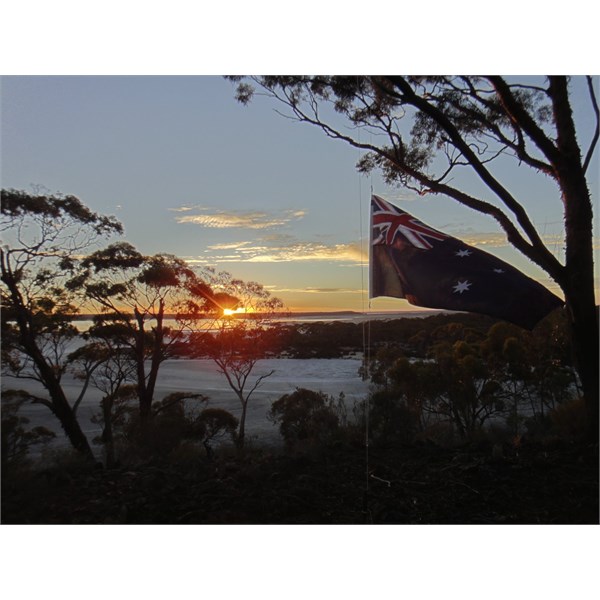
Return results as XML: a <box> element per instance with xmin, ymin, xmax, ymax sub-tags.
<box><xmin>453</xmin><ymin>280</ymin><xmax>471</xmax><ymax>294</ymax></box>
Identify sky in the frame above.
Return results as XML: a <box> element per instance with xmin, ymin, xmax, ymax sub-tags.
<box><xmin>1</xmin><ymin>75</ymin><xmax>598</xmax><ymax>312</ymax></box>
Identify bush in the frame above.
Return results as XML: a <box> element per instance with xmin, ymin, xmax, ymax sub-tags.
<box><xmin>193</xmin><ymin>408</ymin><xmax>239</xmax><ymax>458</ymax></box>
<box><xmin>268</xmin><ymin>388</ymin><xmax>340</xmax><ymax>451</ymax></box>
<box><xmin>363</xmin><ymin>389</ymin><xmax>421</xmax><ymax>446</ymax></box>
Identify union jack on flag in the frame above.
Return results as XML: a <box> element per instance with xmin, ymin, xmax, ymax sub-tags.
<box><xmin>371</xmin><ymin>194</ymin><xmax>447</xmax><ymax>250</ymax></box>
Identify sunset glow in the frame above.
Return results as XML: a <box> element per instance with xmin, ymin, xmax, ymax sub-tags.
<box><xmin>223</xmin><ymin>307</ymin><xmax>247</xmax><ymax>316</ymax></box>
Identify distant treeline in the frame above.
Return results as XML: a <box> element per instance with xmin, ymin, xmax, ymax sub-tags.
<box><xmin>271</xmin><ymin>312</ymin><xmax>499</xmax><ymax>359</ymax></box>
<box><xmin>177</xmin><ymin>312</ymin><xmax>501</xmax><ymax>360</ymax></box>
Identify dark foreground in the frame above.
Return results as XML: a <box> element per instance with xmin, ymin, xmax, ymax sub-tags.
<box><xmin>2</xmin><ymin>440</ymin><xmax>598</xmax><ymax>524</ymax></box>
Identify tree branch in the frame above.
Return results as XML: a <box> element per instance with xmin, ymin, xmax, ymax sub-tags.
<box><xmin>383</xmin><ymin>77</ymin><xmax>556</xmax><ymax>264</ymax></box>
<box><xmin>245</xmin><ymin>369</ymin><xmax>275</xmax><ymax>403</ymax></box>
<box><xmin>583</xmin><ymin>75</ymin><xmax>600</xmax><ymax>174</ymax></box>
<box><xmin>487</xmin><ymin>76</ymin><xmax>561</xmax><ymax>166</ymax></box>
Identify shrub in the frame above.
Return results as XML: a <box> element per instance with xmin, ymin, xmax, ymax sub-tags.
<box><xmin>268</xmin><ymin>388</ymin><xmax>340</xmax><ymax>450</ymax></box>
<box><xmin>193</xmin><ymin>408</ymin><xmax>239</xmax><ymax>458</ymax></box>
<box><xmin>364</xmin><ymin>389</ymin><xmax>421</xmax><ymax>446</ymax></box>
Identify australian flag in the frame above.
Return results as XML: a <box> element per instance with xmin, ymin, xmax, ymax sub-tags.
<box><xmin>370</xmin><ymin>195</ymin><xmax>563</xmax><ymax>329</ymax></box>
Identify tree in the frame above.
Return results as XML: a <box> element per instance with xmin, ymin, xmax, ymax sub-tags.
<box><xmin>230</xmin><ymin>76</ymin><xmax>599</xmax><ymax>440</ymax></box>
<box><xmin>187</xmin><ymin>270</ymin><xmax>285</xmax><ymax>448</ymax></box>
<box><xmin>1</xmin><ymin>189</ymin><xmax>122</xmax><ymax>457</ymax></box>
<box><xmin>72</xmin><ymin>242</ymin><xmax>216</xmax><ymax>423</ymax></box>
<box><xmin>70</xmin><ymin>329</ymin><xmax>137</xmax><ymax>467</ymax></box>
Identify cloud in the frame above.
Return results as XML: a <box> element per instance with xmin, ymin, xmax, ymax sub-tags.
<box><xmin>453</xmin><ymin>231</ymin><xmax>571</xmax><ymax>255</ymax></box>
<box><xmin>181</xmin><ymin>238</ymin><xmax>365</xmax><ymax>266</ymax></box>
<box><xmin>207</xmin><ymin>241</ymin><xmax>253</xmax><ymax>250</ymax></box>
<box><xmin>457</xmin><ymin>232</ymin><xmax>511</xmax><ymax>247</ymax></box>
<box><xmin>259</xmin><ymin>233</ymin><xmax>297</xmax><ymax>244</ymax></box>
<box><xmin>237</xmin><ymin>241</ymin><xmax>363</xmax><ymax>263</ymax></box>
<box><xmin>169</xmin><ymin>205</ymin><xmax>196</xmax><ymax>212</ymax></box>
<box><xmin>267</xmin><ymin>286</ymin><xmax>362</xmax><ymax>294</ymax></box>
<box><xmin>173</xmin><ymin>207</ymin><xmax>306</xmax><ymax>230</ymax></box>
<box><xmin>385</xmin><ymin>191</ymin><xmax>419</xmax><ymax>203</ymax></box>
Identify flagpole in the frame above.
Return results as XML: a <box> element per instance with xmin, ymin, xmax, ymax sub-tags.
<box><xmin>364</xmin><ymin>186</ymin><xmax>374</xmax><ymax>522</ymax></box>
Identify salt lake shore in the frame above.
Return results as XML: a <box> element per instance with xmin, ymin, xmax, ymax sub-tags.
<box><xmin>5</xmin><ymin>357</ymin><xmax>370</xmax><ymax>453</ymax></box>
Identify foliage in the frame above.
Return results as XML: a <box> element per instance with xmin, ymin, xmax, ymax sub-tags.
<box><xmin>268</xmin><ymin>388</ymin><xmax>341</xmax><ymax>450</ymax></box>
<box><xmin>193</xmin><ymin>408</ymin><xmax>239</xmax><ymax>458</ymax></box>
<box><xmin>71</xmin><ymin>243</ymin><xmax>218</xmax><ymax>421</ymax></box>
<box><xmin>363</xmin><ymin>313</ymin><xmax>578</xmax><ymax>444</ymax></box>
<box><xmin>1</xmin><ymin>391</ymin><xmax>56</xmax><ymax>469</ymax></box>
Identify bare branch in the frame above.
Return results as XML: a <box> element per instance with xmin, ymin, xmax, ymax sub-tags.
<box><xmin>245</xmin><ymin>369</ymin><xmax>275</xmax><ymax>403</ymax></box>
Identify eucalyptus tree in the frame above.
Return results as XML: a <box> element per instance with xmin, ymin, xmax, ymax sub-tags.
<box><xmin>69</xmin><ymin>322</ymin><xmax>137</xmax><ymax>467</ymax></box>
<box><xmin>230</xmin><ymin>76</ymin><xmax>599</xmax><ymax>439</ymax></box>
<box><xmin>72</xmin><ymin>242</ymin><xmax>216</xmax><ymax>422</ymax></box>
<box><xmin>1</xmin><ymin>189</ymin><xmax>122</xmax><ymax>456</ymax></box>
<box><xmin>188</xmin><ymin>269</ymin><xmax>285</xmax><ymax>448</ymax></box>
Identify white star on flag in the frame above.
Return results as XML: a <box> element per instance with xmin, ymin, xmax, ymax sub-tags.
<box><xmin>493</xmin><ymin>268</ymin><xmax>505</xmax><ymax>274</ymax></box>
<box><xmin>453</xmin><ymin>280</ymin><xmax>472</xmax><ymax>294</ymax></box>
<box><xmin>455</xmin><ymin>249</ymin><xmax>472</xmax><ymax>258</ymax></box>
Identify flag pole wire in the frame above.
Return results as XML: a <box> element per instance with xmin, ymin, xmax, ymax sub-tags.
<box><xmin>357</xmin><ymin>111</ymin><xmax>372</xmax><ymax>522</ymax></box>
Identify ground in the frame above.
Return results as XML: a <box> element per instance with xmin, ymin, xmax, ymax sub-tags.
<box><xmin>2</xmin><ymin>439</ymin><xmax>597</xmax><ymax>524</ymax></box>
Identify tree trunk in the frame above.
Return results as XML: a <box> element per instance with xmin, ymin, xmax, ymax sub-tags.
<box><xmin>1</xmin><ymin>266</ymin><xmax>93</xmax><ymax>458</ymax></box>
<box><xmin>101</xmin><ymin>397</ymin><xmax>116</xmax><ymax>468</ymax></box>
<box><xmin>134</xmin><ymin>308</ymin><xmax>151</xmax><ymax>423</ymax></box>
<box><xmin>237</xmin><ymin>398</ymin><xmax>248</xmax><ymax>448</ymax></box>
<box><xmin>46</xmin><ymin>377</ymin><xmax>94</xmax><ymax>457</ymax></box>
<box><xmin>135</xmin><ymin>302</ymin><xmax>165</xmax><ymax>424</ymax></box>
<box><xmin>145</xmin><ymin>299</ymin><xmax>165</xmax><ymax>417</ymax></box>
<box><xmin>565</xmin><ymin>287</ymin><xmax>599</xmax><ymax>442</ymax></box>
<box><xmin>549</xmin><ymin>77</ymin><xmax>598</xmax><ymax>443</ymax></box>
<box><xmin>559</xmin><ymin>167</ymin><xmax>598</xmax><ymax>442</ymax></box>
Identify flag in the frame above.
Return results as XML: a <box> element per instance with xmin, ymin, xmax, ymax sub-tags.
<box><xmin>369</xmin><ymin>195</ymin><xmax>564</xmax><ymax>329</ymax></box>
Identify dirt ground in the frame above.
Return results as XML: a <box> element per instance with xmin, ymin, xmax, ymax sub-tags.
<box><xmin>2</xmin><ymin>438</ymin><xmax>598</xmax><ymax>525</ymax></box>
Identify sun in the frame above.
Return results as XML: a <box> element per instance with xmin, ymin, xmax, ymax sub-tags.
<box><xmin>223</xmin><ymin>307</ymin><xmax>246</xmax><ymax>316</ymax></box>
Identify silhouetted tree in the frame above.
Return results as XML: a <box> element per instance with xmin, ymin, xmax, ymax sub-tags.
<box><xmin>1</xmin><ymin>189</ymin><xmax>122</xmax><ymax>456</ymax></box>
<box><xmin>72</xmin><ymin>243</ymin><xmax>215</xmax><ymax>423</ymax></box>
<box><xmin>70</xmin><ymin>329</ymin><xmax>137</xmax><ymax>467</ymax></box>
<box><xmin>193</xmin><ymin>408</ymin><xmax>239</xmax><ymax>458</ymax></box>
<box><xmin>231</xmin><ymin>76</ymin><xmax>599</xmax><ymax>440</ymax></box>
<box><xmin>188</xmin><ymin>271</ymin><xmax>285</xmax><ymax>448</ymax></box>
